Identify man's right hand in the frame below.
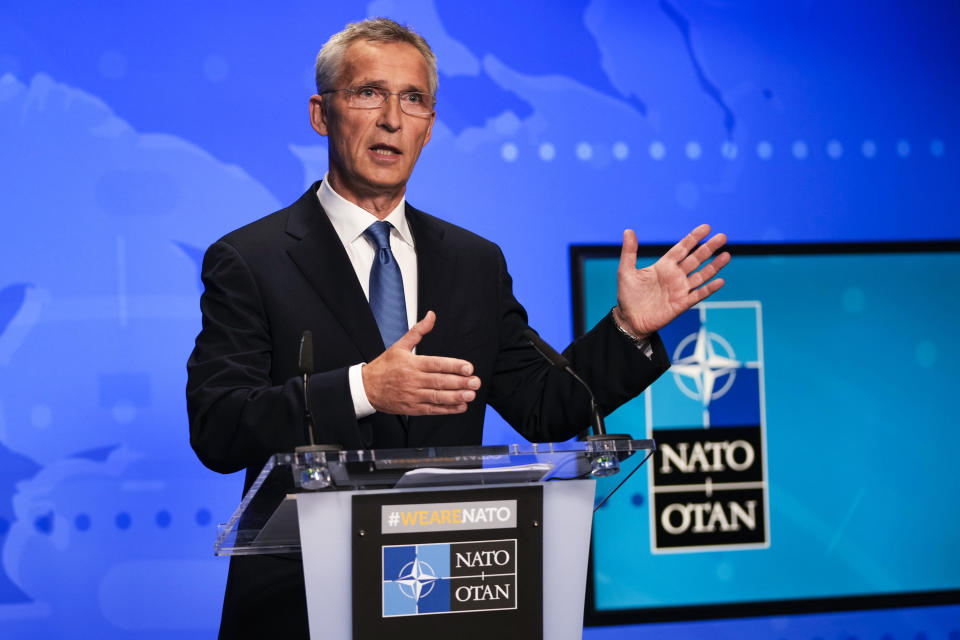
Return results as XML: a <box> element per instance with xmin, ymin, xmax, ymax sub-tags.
<box><xmin>361</xmin><ymin>311</ymin><xmax>481</xmax><ymax>415</ymax></box>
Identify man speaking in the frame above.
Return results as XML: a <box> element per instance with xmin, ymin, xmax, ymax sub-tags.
<box><xmin>187</xmin><ymin>17</ymin><xmax>729</xmax><ymax>638</ymax></box>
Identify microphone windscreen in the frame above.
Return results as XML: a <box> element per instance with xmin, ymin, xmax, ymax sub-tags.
<box><xmin>522</xmin><ymin>327</ymin><xmax>570</xmax><ymax>369</ymax></box>
<box><xmin>299</xmin><ymin>330</ymin><xmax>314</xmax><ymax>375</ymax></box>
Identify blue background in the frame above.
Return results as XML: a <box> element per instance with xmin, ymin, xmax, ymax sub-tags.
<box><xmin>0</xmin><ymin>0</ymin><xmax>958</xmax><ymax>637</ymax></box>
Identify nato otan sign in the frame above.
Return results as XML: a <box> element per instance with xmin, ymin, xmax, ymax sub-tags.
<box><xmin>648</xmin><ymin>302</ymin><xmax>771</xmax><ymax>552</ymax></box>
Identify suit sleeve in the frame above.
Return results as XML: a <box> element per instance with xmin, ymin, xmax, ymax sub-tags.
<box><xmin>487</xmin><ymin>248</ymin><xmax>670</xmax><ymax>442</ymax></box>
<box><xmin>186</xmin><ymin>240</ymin><xmax>361</xmax><ymax>475</ymax></box>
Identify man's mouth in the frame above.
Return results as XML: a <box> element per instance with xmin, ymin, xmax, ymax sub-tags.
<box><xmin>370</xmin><ymin>144</ymin><xmax>402</xmax><ymax>156</ymax></box>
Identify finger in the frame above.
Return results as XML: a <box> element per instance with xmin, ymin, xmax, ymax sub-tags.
<box><xmin>417</xmin><ymin>354</ymin><xmax>475</xmax><ymax>377</ymax></box>
<box><xmin>688</xmin><ymin>277</ymin><xmax>725</xmax><ymax>305</ymax></box>
<box><xmin>677</xmin><ymin>242</ymin><xmax>713</xmax><ymax>274</ymax></box>
<box><xmin>413</xmin><ymin>403</ymin><xmax>469</xmax><ymax>416</ymax></box>
<box><xmin>424</xmin><ymin>372</ymin><xmax>482</xmax><ymax>390</ymax></box>
<box><xmin>418</xmin><ymin>388</ymin><xmax>477</xmax><ymax>406</ymax></box>
<box><xmin>687</xmin><ymin>251</ymin><xmax>731</xmax><ymax>289</ymax></box>
<box><xmin>393</xmin><ymin>310</ymin><xmax>436</xmax><ymax>351</ymax></box>
<box><xmin>678</xmin><ymin>234</ymin><xmax>728</xmax><ymax>274</ymax></box>
<box><xmin>664</xmin><ymin>224</ymin><xmax>711</xmax><ymax>262</ymax></box>
<box><xmin>700</xmin><ymin>232</ymin><xmax>728</xmax><ymax>259</ymax></box>
<box><xmin>618</xmin><ymin>229</ymin><xmax>639</xmax><ymax>272</ymax></box>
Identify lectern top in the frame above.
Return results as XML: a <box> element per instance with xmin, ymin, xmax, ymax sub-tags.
<box><xmin>214</xmin><ymin>438</ymin><xmax>654</xmax><ymax>556</ymax></box>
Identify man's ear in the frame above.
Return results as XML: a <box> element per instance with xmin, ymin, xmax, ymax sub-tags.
<box><xmin>422</xmin><ymin>110</ymin><xmax>435</xmax><ymax>147</ymax></box>
<box><xmin>309</xmin><ymin>95</ymin><xmax>328</xmax><ymax>136</ymax></box>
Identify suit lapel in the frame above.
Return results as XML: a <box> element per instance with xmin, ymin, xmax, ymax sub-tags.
<box><xmin>406</xmin><ymin>204</ymin><xmax>458</xmax><ymax>357</ymax></box>
<box><xmin>285</xmin><ymin>185</ymin><xmax>386</xmax><ymax>363</ymax></box>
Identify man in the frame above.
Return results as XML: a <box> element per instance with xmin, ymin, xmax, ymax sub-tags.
<box><xmin>187</xmin><ymin>17</ymin><xmax>729</xmax><ymax>638</ymax></box>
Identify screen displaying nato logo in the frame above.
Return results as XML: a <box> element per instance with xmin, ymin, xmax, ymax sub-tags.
<box><xmin>578</xmin><ymin>244</ymin><xmax>960</xmax><ymax>621</ymax></box>
<box><xmin>648</xmin><ymin>303</ymin><xmax>769</xmax><ymax>552</ymax></box>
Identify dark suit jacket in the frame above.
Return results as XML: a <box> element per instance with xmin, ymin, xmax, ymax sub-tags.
<box><xmin>186</xmin><ymin>182</ymin><xmax>670</xmax><ymax>638</ymax></box>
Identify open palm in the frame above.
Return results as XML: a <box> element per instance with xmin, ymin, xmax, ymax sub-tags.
<box><xmin>615</xmin><ymin>224</ymin><xmax>730</xmax><ymax>338</ymax></box>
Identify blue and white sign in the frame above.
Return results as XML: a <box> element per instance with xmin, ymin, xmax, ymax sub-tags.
<box><xmin>382</xmin><ymin>540</ymin><xmax>518</xmax><ymax>617</ymax></box>
<box><xmin>648</xmin><ymin>302</ymin><xmax>770</xmax><ymax>552</ymax></box>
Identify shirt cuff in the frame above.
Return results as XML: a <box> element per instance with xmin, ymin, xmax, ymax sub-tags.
<box><xmin>639</xmin><ymin>338</ymin><xmax>654</xmax><ymax>359</ymax></box>
<box><xmin>611</xmin><ymin>310</ymin><xmax>654</xmax><ymax>359</ymax></box>
<box><xmin>348</xmin><ymin>363</ymin><xmax>376</xmax><ymax>419</ymax></box>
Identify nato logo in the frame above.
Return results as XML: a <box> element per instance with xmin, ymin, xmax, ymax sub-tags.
<box><xmin>382</xmin><ymin>540</ymin><xmax>517</xmax><ymax>617</ymax></box>
<box><xmin>646</xmin><ymin>302</ymin><xmax>770</xmax><ymax>552</ymax></box>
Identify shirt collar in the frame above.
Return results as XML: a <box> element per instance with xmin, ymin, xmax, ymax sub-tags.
<box><xmin>317</xmin><ymin>174</ymin><xmax>414</xmax><ymax>248</ymax></box>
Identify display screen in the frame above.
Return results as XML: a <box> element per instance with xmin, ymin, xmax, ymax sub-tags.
<box><xmin>573</xmin><ymin>242</ymin><xmax>960</xmax><ymax>622</ymax></box>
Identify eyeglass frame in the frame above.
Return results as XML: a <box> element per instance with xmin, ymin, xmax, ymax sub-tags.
<box><xmin>320</xmin><ymin>85</ymin><xmax>436</xmax><ymax>117</ymax></box>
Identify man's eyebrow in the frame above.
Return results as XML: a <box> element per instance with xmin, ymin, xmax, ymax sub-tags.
<box><xmin>353</xmin><ymin>78</ymin><xmax>428</xmax><ymax>93</ymax></box>
<box><xmin>354</xmin><ymin>79</ymin><xmax>388</xmax><ymax>88</ymax></box>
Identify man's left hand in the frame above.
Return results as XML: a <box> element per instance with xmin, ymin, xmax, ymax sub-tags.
<box><xmin>614</xmin><ymin>224</ymin><xmax>730</xmax><ymax>339</ymax></box>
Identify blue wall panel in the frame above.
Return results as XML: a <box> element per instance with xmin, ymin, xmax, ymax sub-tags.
<box><xmin>0</xmin><ymin>1</ymin><xmax>957</xmax><ymax>636</ymax></box>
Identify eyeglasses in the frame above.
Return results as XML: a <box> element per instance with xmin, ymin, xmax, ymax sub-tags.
<box><xmin>322</xmin><ymin>85</ymin><xmax>435</xmax><ymax>117</ymax></box>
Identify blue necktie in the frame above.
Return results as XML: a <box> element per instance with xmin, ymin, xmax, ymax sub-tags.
<box><xmin>364</xmin><ymin>221</ymin><xmax>408</xmax><ymax>348</ymax></box>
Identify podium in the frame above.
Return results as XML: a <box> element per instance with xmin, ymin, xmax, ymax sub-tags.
<box><xmin>215</xmin><ymin>438</ymin><xmax>654</xmax><ymax>639</ymax></box>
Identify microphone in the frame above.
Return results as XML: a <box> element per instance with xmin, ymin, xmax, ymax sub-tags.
<box><xmin>299</xmin><ymin>330</ymin><xmax>316</xmax><ymax>446</ymax></box>
<box><xmin>299</xmin><ymin>330</ymin><xmax>315</xmax><ymax>375</ymax></box>
<box><xmin>522</xmin><ymin>327</ymin><xmax>607</xmax><ymax>437</ymax></box>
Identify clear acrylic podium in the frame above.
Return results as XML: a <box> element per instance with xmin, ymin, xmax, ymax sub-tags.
<box><xmin>215</xmin><ymin>438</ymin><xmax>655</xmax><ymax>640</ymax></box>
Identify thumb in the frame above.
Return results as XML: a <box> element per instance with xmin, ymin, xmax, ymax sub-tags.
<box><xmin>393</xmin><ymin>310</ymin><xmax>436</xmax><ymax>351</ymax></box>
<box><xmin>619</xmin><ymin>228</ymin><xmax>638</xmax><ymax>271</ymax></box>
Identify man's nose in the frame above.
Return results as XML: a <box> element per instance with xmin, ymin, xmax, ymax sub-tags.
<box><xmin>377</xmin><ymin>93</ymin><xmax>402</xmax><ymax>131</ymax></box>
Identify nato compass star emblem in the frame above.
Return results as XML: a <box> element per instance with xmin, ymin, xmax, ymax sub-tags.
<box><xmin>394</xmin><ymin>558</ymin><xmax>439</xmax><ymax>603</ymax></box>
<box><xmin>671</xmin><ymin>326</ymin><xmax>743</xmax><ymax>412</ymax></box>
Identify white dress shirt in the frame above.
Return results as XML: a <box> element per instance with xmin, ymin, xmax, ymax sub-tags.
<box><xmin>317</xmin><ymin>176</ymin><xmax>418</xmax><ymax>418</ymax></box>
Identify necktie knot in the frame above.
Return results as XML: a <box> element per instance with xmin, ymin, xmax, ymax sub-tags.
<box><xmin>364</xmin><ymin>221</ymin><xmax>394</xmax><ymax>250</ymax></box>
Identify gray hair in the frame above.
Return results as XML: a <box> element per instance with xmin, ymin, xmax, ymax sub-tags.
<box><xmin>315</xmin><ymin>17</ymin><xmax>438</xmax><ymax>97</ymax></box>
